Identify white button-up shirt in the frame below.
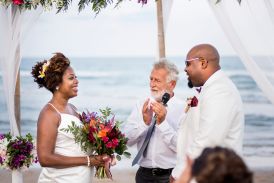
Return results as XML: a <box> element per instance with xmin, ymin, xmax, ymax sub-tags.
<box><xmin>172</xmin><ymin>70</ymin><xmax>244</xmax><ymax>179</ymax></box>
<box><xmin>124</xmin><ymin>95</ymin><xmax>185</xmax><ymax>169</ymax></box>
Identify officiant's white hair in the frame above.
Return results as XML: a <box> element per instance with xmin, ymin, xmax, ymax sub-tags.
<box><xmin>153</xmin><ymin>58</ymin><xmax>179</xmax><ymax>82</ymax></box>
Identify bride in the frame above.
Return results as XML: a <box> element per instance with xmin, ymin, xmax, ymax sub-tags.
<box><xmin>31</xmin><ymin>53</ymin><xmax>109</xmax><ymax>183</ymax></box>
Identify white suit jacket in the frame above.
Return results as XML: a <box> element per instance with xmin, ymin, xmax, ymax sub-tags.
<box><xmin>172</xmin><ymin>70</ymin><xmax>244</xmax><ymax>178</ymax></box>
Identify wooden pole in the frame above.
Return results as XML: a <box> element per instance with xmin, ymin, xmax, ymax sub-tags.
<box><xmin>15</xmin><ymin>60</ymin><xmax>21</xmax><ymax>134</ymax></box>
<box><xmin>156</xmin><ymin>0</ymin><xmax>166</xmax><ymax>58</ymax></box>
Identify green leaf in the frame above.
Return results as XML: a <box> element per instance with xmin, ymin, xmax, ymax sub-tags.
<box><xmin>123</xmin><ymin>151</ymin><xmax>131</xmax><ymax>158</ymax></box>
<box><xmin>116</xmin><ymin>154</ymin><xmax>121</xmax><ymax>161</ymax></box>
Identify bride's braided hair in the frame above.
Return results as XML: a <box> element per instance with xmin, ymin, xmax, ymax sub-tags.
<box><xmin>31</xmin><ymin>53</ymin><xmax>70</xmax><ymax>93</ymax></box>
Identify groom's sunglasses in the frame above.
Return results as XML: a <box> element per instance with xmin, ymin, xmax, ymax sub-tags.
<box><xmin>185</xmin><ymin>57</ymin><xmax>206</xmax><ymax>66</ymax></box>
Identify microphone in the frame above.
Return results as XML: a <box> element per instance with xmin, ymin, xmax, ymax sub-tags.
<box><xmin>161</xmin><ymin>92</ymin><xmax>170</xmax><ymax>106</ymax></box>
<box><xmin>153</xmin><ymin>93</ymin><xmax>170</xmax><ymax>118</ymax></box>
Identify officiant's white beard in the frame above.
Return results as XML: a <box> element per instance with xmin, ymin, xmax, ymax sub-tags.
<box><xmin>151</xmin><ymin>90</ymin><xmax>166</xmax><ymax>102</ymax></box>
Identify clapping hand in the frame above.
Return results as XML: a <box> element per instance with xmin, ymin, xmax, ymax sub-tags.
<box><xmin>142</xmin><ymin>98</ymin><xmax>153</xmax><ymax>125</ymax></box>
<box><xmin>150</xmin><ymin>101</ymin><xmax>167</xmax><ymax>124</ymax></box>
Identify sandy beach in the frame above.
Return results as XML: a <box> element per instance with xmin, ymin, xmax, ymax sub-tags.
<box><xmin>0</xmin><ymin>166</ymin><xmax>273</xmax><ymax>183</ymax></box>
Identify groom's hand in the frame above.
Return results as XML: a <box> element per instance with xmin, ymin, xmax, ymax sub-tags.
<box><xmin>169</xmin><ymin>176</ymin><xmax>175</xmax><ymax>183</ymax></box>
<box><xmin>142</xmin><ymin>99</ymin><xmax>153</xmax><ymax>125</ymax></box>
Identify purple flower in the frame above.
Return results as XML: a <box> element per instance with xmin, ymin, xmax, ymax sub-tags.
<box><xmin>0</xmin><ymin>134</ymin><xmax>5</xmax><ymax>140</ymax></box>
<box><xmin>0</xmin><ymin>156</ymin><xmax>3</xmax><ymax>164</ymax></box>
<box><xmin>34</xmin><ymin>156</ymin><xmax>39</xmax><ymax>163</ymax></box>
<box><xmin>81</xmin><ymin>111</ymin><xmax>97</xmax><ymax>124</ymax></box>
<box><xmin>138</xmin><ymin>0</ymin><xmax>148</xmax><ymax>5</ymax></box>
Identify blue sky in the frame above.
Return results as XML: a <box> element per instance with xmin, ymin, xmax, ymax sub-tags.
<box><xmin>22</xmin><ymin>0</ymin><xmax>235</xmax><ymax>58</ymax></box>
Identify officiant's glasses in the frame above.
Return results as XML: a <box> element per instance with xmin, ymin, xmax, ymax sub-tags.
<box><xmin>185</xmin><ymin>57</ymin><xmax>206</xmax><ymax>66</ymax></box>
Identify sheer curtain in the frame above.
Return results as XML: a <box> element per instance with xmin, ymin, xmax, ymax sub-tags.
<box><xmin>162</xmin><ymin>0</ymin><xmax>174</xmax><ymax>34</ymax></box>
<box><xmin>0</xmin><ymin>5</ymin><xmax>41</xmax><ymax>183</ymax></box>
<box><xmin>207</xmin><ymin>0</ymin><xmax>274</xmax><ymax>105</ymax></box>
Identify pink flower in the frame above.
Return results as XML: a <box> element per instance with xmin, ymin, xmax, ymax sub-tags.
<box><xmin>102</xmin><ymin>136</ymin><xmax>109</xmax><ymax>143</ymax></box>
<box><xmin>112</xmin><ymin>139</ymin><xmax>119</xmax><ymax>148</ymax></box>
<box><xmin>12</xmin><ymin>0</ymin><xmax>24</xmax><ymax>5</ymax></box>
<box><xmin>106</xmin><ymin>141</ymin><xmax>113</xmax><ymax>148</ymax></box>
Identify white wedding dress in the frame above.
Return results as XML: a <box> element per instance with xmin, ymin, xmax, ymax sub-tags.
<box><xmin>38</xmin><ymin>103</ymin><xmax>94</xmax><ymax>183</ymax></box>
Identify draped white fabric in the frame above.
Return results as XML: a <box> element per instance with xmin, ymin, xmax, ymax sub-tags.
<box><xmin>207</xmin><ymin>0</ymin><xmax>274</xmax><ymax>105</ymax></box>
<box><xmin>0</xmin><ymin>6</ymin><xmax>42</xmax><ymax>136</ymax></box>
<box><xmin>0</xmin><ymin>5</ymin><xmax>41</xmax><ymax>183</ymax></box>
<box><xmin>162</xmin><ymin>0</ymin><xmax>174</xmax><ymax>33</ymax></box>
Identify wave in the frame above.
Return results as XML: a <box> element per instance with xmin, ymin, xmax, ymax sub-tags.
<box><xmin>5</xmin><ymin>70</ymin><xmax>123</xmax><ymax>78</ymax></box>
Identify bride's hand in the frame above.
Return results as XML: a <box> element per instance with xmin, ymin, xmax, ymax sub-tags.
<box><xmin>89</xmin><ymin>154</ymin><xmax>110</xmax><ymax>167</ymax></box>
<box><xmin>110</xmin><ymin>155</ymin><xmax>117</xmax><ymax>166</ymax></box>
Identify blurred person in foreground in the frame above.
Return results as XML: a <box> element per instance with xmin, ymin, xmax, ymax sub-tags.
<box><xmin>175</xmin><ymin>146</ymin><xmax>253</xmax><ymax>183</ymax></box>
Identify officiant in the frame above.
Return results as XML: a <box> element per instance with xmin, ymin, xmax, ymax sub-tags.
<box><xmin>124</xmin><ymin>59</ymin><xmax>185</xmax><ymax>183</ymax></box>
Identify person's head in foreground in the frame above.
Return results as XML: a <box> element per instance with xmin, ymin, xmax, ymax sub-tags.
<box><xmin>150</xmin><ymin>58</ymin><xmax>179</xmax><ymax>101</ymax></box>
<box><xmin>31</xmin><ymin>52</ymin><xmax>78</xmax><ymax>98</ymax></box>
<box><xmin>184</xmin><ymin>43</ymin><xmax>220</xmax><ymax>89</ymax></box>
<box><xmin>177</xmin><ymin>146</ymin><xmax>253</xmax><ymax>183</ymax></box>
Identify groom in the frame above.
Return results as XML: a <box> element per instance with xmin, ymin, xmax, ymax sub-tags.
<box><xmin>171</xmin><ymin>44</ymin><xmax>244</xmax><ymax>181</ymax></box>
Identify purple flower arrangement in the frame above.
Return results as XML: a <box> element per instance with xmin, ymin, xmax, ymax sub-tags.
<box><xmin>0</xmin><ymin>133</ymin><xmax>38</xmax><ymax>170</ymax></box>
<box><xmin>138</xmin><ymin>0</ymin><xmax>148</xmax><ymax>5</ymax></box>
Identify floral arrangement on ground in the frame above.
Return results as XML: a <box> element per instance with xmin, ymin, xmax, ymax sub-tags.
<box><xmin>0</xmin><ymin>133</ymin><xmax>38</xmax><ymax>170</ymax></box>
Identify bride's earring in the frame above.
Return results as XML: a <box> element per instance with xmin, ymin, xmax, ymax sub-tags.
<box><xmin>56</xmin><ymin>86</ymin><xmax>59</xmax><ymax>91</ymax></box>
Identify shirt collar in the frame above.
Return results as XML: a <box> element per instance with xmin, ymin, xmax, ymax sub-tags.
<box><xmin>202</xmin><ymin>69</ymin><xmax>224</xmax><ymax>90</ymax></box>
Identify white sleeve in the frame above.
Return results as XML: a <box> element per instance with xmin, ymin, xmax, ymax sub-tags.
<box><xmin>156</xmin><ymin>112</ymin><xmax>184</xmax><ymax>152</ymax></box>
<box><xmin>123</xmin><ymin>100</ymin><xmax>149</xmax><ymax>146</ymax></box>
<box><xmin>171</xmin><ymin>116</ymin><xmax>187</xmax><ymax>179</ymax></box>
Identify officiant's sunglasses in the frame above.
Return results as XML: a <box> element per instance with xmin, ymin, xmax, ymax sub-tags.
<box><xmin>185</xmin><ymin>57</ymin><xmax>206</xmax><ymax>66</ymax></box>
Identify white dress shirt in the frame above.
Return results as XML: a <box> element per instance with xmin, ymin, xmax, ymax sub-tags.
<box><xmin>172</xmin><ymin>70</ymin><xmax>244</xmax><ymax>178</ymax></box>
<box><xmin>125</xmin><ymin>95</ymin><xmax>185</xmax><ymax>169</ymax></box>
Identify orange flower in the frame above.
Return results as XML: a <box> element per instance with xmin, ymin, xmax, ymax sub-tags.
<box><xmin>89</xmin><ymin>119</ymin><xmax>97</xmax><ymax>127</ymax></box>
<box><xmin>97</xmin><ymin>128</ymin><xmax>109</xmax><ymax>138</ymax></box>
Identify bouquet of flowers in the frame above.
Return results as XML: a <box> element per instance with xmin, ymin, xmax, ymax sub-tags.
<box><xmin>62</xmin><ymin>107</ymin><xmax>131</xmax><ymax>179</ymax></box>
<box><xmin>0</xmin><ymin>133</ymin><xmax>38</xmax><ymax>170</ymax></box>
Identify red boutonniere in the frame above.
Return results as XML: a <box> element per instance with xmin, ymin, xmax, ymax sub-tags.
<box><xmin>185</xmin><ymin>96</ymin><xmax>198</xmax><ymax>113</ymax></box>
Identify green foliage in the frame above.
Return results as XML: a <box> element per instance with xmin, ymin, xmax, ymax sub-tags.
<box><xmin>61</xmin><ymin>121</ymin><xmax>94</xmax><ymax>152</ymax></box>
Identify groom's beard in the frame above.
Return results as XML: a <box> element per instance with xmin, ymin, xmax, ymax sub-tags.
<box><xmin>187</xmin><ymin>79</ymin><xmax>194</xmax><ymax>88</ymax></box>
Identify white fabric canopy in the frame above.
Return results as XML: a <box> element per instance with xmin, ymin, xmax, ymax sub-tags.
<box><xmin>0</xmin><ymin>6</ymin><xmax>42</xmax><ymax>137</ymax></box>
<box><xmin>162</xmin><ymin>0</ymin><xmax>174</xmax><ymax>33</ymax></box>
<box><xmin>207</xmin><ymin>0</ymin><xmax>274</xmax><ymax>105</ymax></box>
<box><xmin>0</xmin><ymin>5</ymin><xmax>41</xmax><ymax>183</ymax></box>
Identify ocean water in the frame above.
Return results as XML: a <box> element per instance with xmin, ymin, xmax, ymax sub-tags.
<box><xmin>0</xmin><ymin>57</ymin><xmax>274</xmax><ymax>168</ymax></box>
